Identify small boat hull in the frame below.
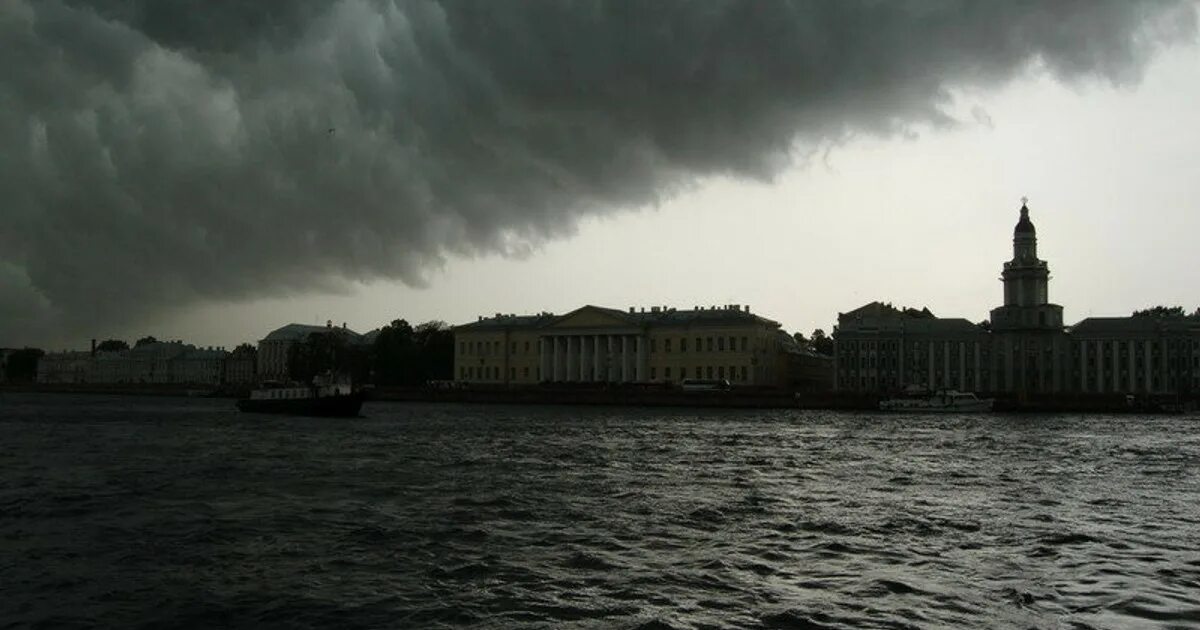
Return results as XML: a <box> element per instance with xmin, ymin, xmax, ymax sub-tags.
<box><xmin>236</xmin><ymin>392</ymin><xmax>364</xmax><ymax>417</ymax></box>
<box><xmin>879</xmin><ymin>399</ymin><xmax>994</xmax><ymax>412</ymax></box>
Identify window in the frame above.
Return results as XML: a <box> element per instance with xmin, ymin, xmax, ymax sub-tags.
<box><xmin>707</xmin><ymin>366</ymin><xmax>714</xmax><ymax>379</ymax></box>
<box><xmin>665</xmin><ymin>367</ymin><xmax>672</xmax><ymax>379</ymax></box>
<box><xmin>460</xmin><ymin>342</ymin><xmax>465</xmax><ymax>354</ymax></box>
<box><xmin>650</xmin><ymin>367</ymin><xmax>656</xmax><ymax>380</ymax></box>
<box><xmin>706</xmin><ymin>337</ymin><xmax>713</xmax><ymax>352</ymax></box>
<box><xmin>650</xmin><ymin>339</ymin><xmax>657</xmax><ymax>353</ymax></box>
<box><xmin>523</xmin><ymin>367</ymin><xmax>529</xmax><ymax>378</ymax></box>
<box><xmin>718</xmin><ymin>366</ymin><xmax>725</xmax><ymax>379</ymax></box>
<box><xmin>665</xmin><ymin>338</ymin><xmax>672</xmax><ymax>353</ymax></box>
<box><xmin>741</xmin><ymin>366</ymin><xmax>749</xmax><ymax>381</ymax></box>
<box><xmin>718</xmin><ymin>337</ymin><xmax>725</xmax><ymax>351</ymax></box>
<box><xmin>524</xmin><ymin>341</ymin><xmax>530</xmax><ymax>353</ymax></box>
<box><xmin>729</xmin><ymin>336</ymin><xmax>736</xmax><ymax>352</ymax></box>
<box><xmin>696</xmin><ymin>366</ymin><xmax>703</xmax><ymax>379</ymax></box>
<box><xmin>680</xmin><ymin>337</ymin><xmax>688</xmax><ymax>352</ymax></box>
<box><xmin>741</xmin><ymin>337</ymin><xmax>748</xmax><ymax>351</ymax></box>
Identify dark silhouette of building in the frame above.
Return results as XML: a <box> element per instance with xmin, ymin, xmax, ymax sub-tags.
<box><xmin>834</xmin><ymin>202</ymin><xmax>1199</xmax><ymax>396</ymax></box>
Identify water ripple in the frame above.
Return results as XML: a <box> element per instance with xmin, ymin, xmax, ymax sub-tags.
<box><xmin>1</xmin><ymin>394</ymin><xmax>1199</xmax><ymax>629</ymax></box>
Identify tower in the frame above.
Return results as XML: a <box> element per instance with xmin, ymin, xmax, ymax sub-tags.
<box><xmin>990</xmin><ymin>201</ymin><xmax>1062</xmax><ymax>330</ymax></box>
<box><xmin>989</xmin><ymin>200</ymin><xmax>1066</xmax><ymax>395</ymax></box>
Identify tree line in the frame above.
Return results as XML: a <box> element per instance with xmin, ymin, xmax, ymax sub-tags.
<box><xmin>287</xmin><ymin>319</ymin><xmax>454</xmax><ymax>387</ymax></box>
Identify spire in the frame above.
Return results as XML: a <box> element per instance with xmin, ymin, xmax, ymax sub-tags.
<box><xmin>1014</xmin><ymin>198</ymin><xmax>1035</xmax><ymax>236</ymax></box>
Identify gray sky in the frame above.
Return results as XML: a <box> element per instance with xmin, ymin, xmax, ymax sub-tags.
<box><xmin>2</xmin><ymin>1</ymin><xmax>1198</xmax><ymax>349</ymax></box>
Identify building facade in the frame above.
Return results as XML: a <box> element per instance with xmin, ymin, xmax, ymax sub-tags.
<box><xmin>834</xmin><ymin>203</ymin><xmax>1200</xmax><ymax>397</ymax></box>
<box><xmin>454</xmin><ymin>304</ymin><xmax>799</xmax><ymax>388</ymax></box>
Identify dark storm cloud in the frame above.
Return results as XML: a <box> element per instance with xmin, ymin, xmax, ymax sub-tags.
<box><xmin>0</xmin><ymin>0</ymin><xmax>1195</xmax><ymax>341</ymax></box>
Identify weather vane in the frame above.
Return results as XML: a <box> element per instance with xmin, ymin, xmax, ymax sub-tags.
<box><xmin>1021</xmin><ymin>195</ymin><xmax>1029</xmax><ymax>206</ymax></box>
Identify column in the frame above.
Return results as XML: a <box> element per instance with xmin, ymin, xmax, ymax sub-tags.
<box><xmin>580</xmin><ymin>335</ymin><xmax>591</xmax><ymax>382</ymax></box>
<box><xmin>565</xmin><ymin>336</ymin><xmax>576</xmax><ymax>381</ymax></box>
<box><xmin>1144</xmin><ymin>339</ymin><xmax>1152</xmax><ymax>392</ymax></box>
<box><xmin>621</xmin><ymin>336</ymin><xmax>630</xmax><ymax>382</ymax></box>
<box><xmin>606</xmin><ymin>335</ymin><xmax>615</xmax><ymax>382</ymax></box>
<box><xmin>1080</xmin><ymin>340</ymin><xmax>1087</xmax><ymax>392</ymax></box>
<box><xmin>927</xmin><ymin>341</ymin><xmax>934</xmax><ymax>387</ymax></box>
<box><xmin>593</xmin><ymin>336</ymin><xmax>602</xmax><ymax>383</ymax></box>
<box><xmin>974</xmin><ymin>341</ymin><xmax>982</xmax><ymax>392</ymax></box>
<box><xmin>550</xmin><ymin>336</ymin><xmax>559</xmax><ymax>381</ymax></box>
<box><xmin>958</xmin><ymin>341</ymin><xmax>966</xmax><ymax>391</ymax></box>
<box><xmin>636</xmin><ymin>335</ymin><xmax>647</xmax><ymax>382</ymax></box>
<box><xmin>897</xmin><ymin>339</ymin><xmax>904</xmax><ymax>388</ymax></box>
<box><xmin>1127</xmin><ymin>341</ymin><xmax>1135</xmax><ymax>393</ymax></box>
<box><xmin>540</xmin><ymin>337</ymin><xmax>549</xmax><ymax>382</ymax></box>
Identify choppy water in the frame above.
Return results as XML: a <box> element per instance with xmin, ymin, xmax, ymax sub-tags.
<box><xmin>2</xmin><ymin>394</ymin><xmax>1199</xmax><ymax>629</ymax></box>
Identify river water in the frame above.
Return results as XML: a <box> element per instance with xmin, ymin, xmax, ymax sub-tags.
<box><xmin>2</xmin><ymin>393</ymin><xmax>1198</xmax><ymax>629</ymax></box>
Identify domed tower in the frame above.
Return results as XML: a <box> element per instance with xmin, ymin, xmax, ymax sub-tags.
<box><xmin>990</xmin><ymin>201</ymin><xmax>1062</xmax><ymax>331</ymax></box>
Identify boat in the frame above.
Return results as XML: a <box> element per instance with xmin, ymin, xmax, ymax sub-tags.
<box><xmin>236</xmin><ymin>372</ymin><xmax>365</xmax><ymax>417</ymax></box>
<box><xmin>879</xmin><ymin>387</ymin><xmax>994</xmax><ymax>412</ymax></box>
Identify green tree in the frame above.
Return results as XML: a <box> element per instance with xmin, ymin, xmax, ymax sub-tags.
<box><xmin>4</xmin><ymin>348</ymin><xmax>44</xmax><ymax>383</ymax></box>
<box><xmin>371</xmin><ymin>319</ymin><xmax>454</xmax><ymax>386</ymax></box>
<box><xmin>1132</xmin><ymin>305</ymin><xmax>1186</xmax><ymax>318</ymax></box>
<box><xmin>135</xmin><ymin>336</ymin><xmax>158</xmax><ymax>347</ymax></box>
<box><xmin>810</xmin><ymin>329</ymin><xmax>833</xmax><ymax>356</ymax></box>
<box><xmin>413</xmin><ymin>320</ymin><xmax>454</xmax><ymax>383</ymax></box>
<box><xmin>288</xmin><ymin>331</ymin><xmax>368</xmax><ymax>384</ymax></box>
<box><xmin>96</xmin><ymin>339</ymin><xmax>128</xmax><ymax>352</ymax></box>
<box><xmin>372</xmin><ymin>319</ymin><xmax>416</xmax><ymax>386</ymax></box>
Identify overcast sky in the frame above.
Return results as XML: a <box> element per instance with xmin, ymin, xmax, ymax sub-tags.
<box><xmin>3</xmin><ymin>1</ymin><xmax>1198</xmax><ymax>349</ymax></box>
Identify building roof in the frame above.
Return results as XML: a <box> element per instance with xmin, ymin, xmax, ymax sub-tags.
<box><xmin>455</xmin><ymin>312</ymin><xmax>560</xmax><ymax>331</ymax></box>
<box><xmin>455</xmin><ymin>304</ymin><xmax>779</xmax><ymax>332</ymax></box>
<box><xmin>840</xmin><ymin>301</ymin><xmax>936</xmax><ymax>321</ymax></box>
<box><xmin>1071</xmin><ymin>316</ymin><xmax>1199</xmax><ymax>335</ymax></box>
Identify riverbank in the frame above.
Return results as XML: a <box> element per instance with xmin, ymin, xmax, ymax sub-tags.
<box><xmin>3</xmin><ymin>383</ymin><xmax>1194</xmax><ymax>413</ymax></box>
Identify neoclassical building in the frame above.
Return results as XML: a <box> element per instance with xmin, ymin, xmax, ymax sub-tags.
<box><xmin>453</xmin><ymin>304</ymin><xmax>806</xmax><ymax>388</ymax></box>
<box><xmin>835</xmin><ymin>203</ymin><xmax>1199</xmax><ymax>396</ymax></box>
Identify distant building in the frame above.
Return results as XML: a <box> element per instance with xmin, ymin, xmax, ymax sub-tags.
<box><xmin>175</xmin><ymin>346</ymin><xmax>227</xmax><ymax>386</ymax></box>
<box><xmin>453</xmin><ymin>304</ymin><xmax>799</xmax><ymax>388</ymax></box>
<box><xmin>38</xmin><ymin>341</ymin><xmax>233</xmax><ymax>385</ymax></box>
<box><xmin>834</xmin><ymin>203</ymin><xmax>1200</xmax><ymax>396</ymax></box>
<box><xmin>257</xmin><ymin>321</ymin><xmax>363</xmax><ymax>381</ymax></box>
<box><xmin>36</xmin><ymin>351</ymin><xmax>92</xmax><ymax>384</ymax></box>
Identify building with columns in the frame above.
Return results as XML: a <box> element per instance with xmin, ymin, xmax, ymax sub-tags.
<box><xmin>834</xmin><ymin>202</ymin><xmax>1200</xmax><ymax>397</ymax></box>
<box><xmin>453</xmin><ymin>304</ymin><xmax>799</xmax><ymax>388</ymax></box>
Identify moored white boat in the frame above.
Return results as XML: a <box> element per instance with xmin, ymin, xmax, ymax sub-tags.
<box><xmin>237</xmin><ymin>372</ymin><xmax>364</xmax><ymax>417</ymax></box>
<box><xmin>879</xmin><ymin>388</ymin><xmax>993</xmax><ymax>412</ymax></box>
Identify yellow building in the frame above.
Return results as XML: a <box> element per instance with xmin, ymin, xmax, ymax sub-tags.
<box><xmin>453</xmin><ymin>304</ymin><xmax>795</xmax><ymax>388</ymax></box>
